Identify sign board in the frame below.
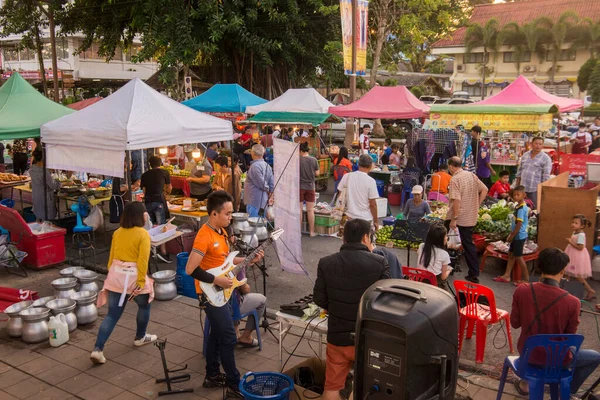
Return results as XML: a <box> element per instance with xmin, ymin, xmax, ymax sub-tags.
<box><xmin>559</xmin><ymin>154</ymin><xmax>600</xmax><ymax>176</ymax></box>
<box><xmin>340</xmin><ymin>0</ymin><xmax>369</xmax><ymax>76</ymax></box>
<box><xmin>429</xmin><ymin>113</ymin><xmax>553</xmax><ymax>132</ymax></box>
<box><xmin>1</xmin><ymin>70</ymin><xmax>63</xmax><ymax>80</ymax></box>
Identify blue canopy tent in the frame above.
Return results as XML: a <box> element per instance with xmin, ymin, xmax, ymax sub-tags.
<box><xmin>182</xmin><ymin>83</ymin><xmax>267</xmax><ymax>113</ymax></box>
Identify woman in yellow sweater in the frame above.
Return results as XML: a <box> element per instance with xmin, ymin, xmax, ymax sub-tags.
<box><xmin>91</xmin><ymin>202</ymin><xmax>156</xmax><ymax>364</ymax></box>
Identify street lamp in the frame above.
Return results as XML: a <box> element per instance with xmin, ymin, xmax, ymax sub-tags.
<box><xmin>158</xmin><ymin>147</ymin><xmax>168</xmax><ymax>155</ymax></box>
<box><xmin>191</xmin><ymin>147</ymin><xmax>201</xmax><ymax>159</ymax></box>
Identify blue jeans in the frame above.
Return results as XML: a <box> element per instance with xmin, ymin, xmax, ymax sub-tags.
<box><xmin>145</xmin><ymin>201</ymin><xmax>166</xmax><ymax>225</ymax></box>
<box><xmin>246</xmin><ymin>204</ymin><xmax>260</xmax><ymax>218</ymax></box>
<box><xmin>571</xmin><ymin>349</ymin><xmax>600</xmax><ymax>393</ymax></box>
<box><xmin>204</xmin><ymin>299</ymin><xmax>240</xmax><ymax>386</ymax></box>
<box><xmin>94</xmin><ymin>291</ymin><xmax>151</xmax><ymax>351</ymax></box>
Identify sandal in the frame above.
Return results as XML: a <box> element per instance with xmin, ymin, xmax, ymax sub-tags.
<box><xmin>513</xmin><ymin>379</ymin><xmax>529</xmax><ymax>396</ymax></box>
<box><xmin>493</xmin><ymin>276</ymin><xmax>511</xmax><ymax>283</ymax></box>
<box><xmin>584</xmin><ymin>294</ymin><xmax>597</xmax><ymax>302</ymax></box>
<box><xmin>513</xmin><ymin>281</ymin><xmax>525</xmax><ymax>287</ymax></box>
<box><xmin>238</xmin><ymin>338</ymin><xmax>259</xmax><ymax>348</ymax></box>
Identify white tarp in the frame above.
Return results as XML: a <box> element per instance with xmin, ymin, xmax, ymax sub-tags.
<box><xmin>41</xmin><ymin>78</ymin><xmax>233</xmax><ymax>177</ymax></box>
<box><xmin>245</xmin><ymin>88</ymin><xmax>334</xmax><ymax>114</ymax></box>
<box><xmin>273</xmin><ymin>139</ymin><xmax>307</xmax><ymax>276</ymax></box>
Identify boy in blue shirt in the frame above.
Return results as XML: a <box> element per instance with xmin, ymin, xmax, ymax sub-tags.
<box><xmin>494</xmin><ymin>186</ymin><xmax>529</xmax><ymax>284</ymax></box>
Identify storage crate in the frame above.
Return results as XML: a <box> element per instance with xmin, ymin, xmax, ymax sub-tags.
<box><xmin>315</xmin><ymin>224</ymin><xmax>339</xmax><ymax>235</ymax></box>
<box><xmin>315</xmin><ymin>214</ymin><xmax>338</xmax><ymax>227</ymax></box>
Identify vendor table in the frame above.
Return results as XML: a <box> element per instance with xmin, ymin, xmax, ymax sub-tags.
<box><xmin>480</xmin><ymin>244</ymin><xmax>540</xmax><ymax>281</ymax></box>
<box><xmin>12</xmin><ymin>184</ymin><xmax>111</xmax><ymax>212</ymax></box>
<box><xmin>170</xmin><ymin>176</ymin><xmax>191</xmax><ymax>197</ymax></box>
<box><xmin>276</xmin><ymin>311</ymin><xmax>328</xmax><ymax>369</ymax></box>
<box><xmin>168</xmin><ymin>207</ymin><xmax>208</xmax><ymax>230</ymax></box>
<box><xmin>150</xmin><ymin>231</ymin><xmax>184</xmax><ymax>273</ymax></box>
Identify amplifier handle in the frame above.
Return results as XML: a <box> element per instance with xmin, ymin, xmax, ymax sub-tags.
<box><xmin>375</xmin><ymin>286</ymin><xmax>427</xmax><ymax>302</ymax></box>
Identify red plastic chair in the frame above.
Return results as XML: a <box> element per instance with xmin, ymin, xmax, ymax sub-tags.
<box><xmin>453</xmin><ymin>280</ymin><xmax>514</xmax><ymax>364</ymax></box>
<box><xmin>402</xmin><ymin>266</ymin><xmax>437</xmax><ymax>285</ymax></box>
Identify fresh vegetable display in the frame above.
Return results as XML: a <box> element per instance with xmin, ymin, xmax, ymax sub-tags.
<box><xmin>376</xmin><ymin>226</ymin><xmax>420</xmax><ymax>249</ymax></box>
<box><xmin>475</xmin><ymin>201</ymin><xmax>537</xmax><ymax>240</ymax></box>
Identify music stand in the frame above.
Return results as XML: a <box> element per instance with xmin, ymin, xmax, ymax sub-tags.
<box><xmin>390</xmin><ymin>220</ymin><xmax>431</xmax><ymax>266</ymax></box>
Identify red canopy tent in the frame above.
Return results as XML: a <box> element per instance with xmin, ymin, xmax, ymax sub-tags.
<box><xmin>67</xmin><ymin>97</ymin><xmax>103</xmax><ymax>110</ymax></box>
<box><xmin>473</xmin><ymin>75</ymin><xmax>583</xmax><ymax>112</ymax></box>
<box><xmin>328</xmin><ymin>86</ymin><xmax>430</xmax><ymax>119</ymax></box>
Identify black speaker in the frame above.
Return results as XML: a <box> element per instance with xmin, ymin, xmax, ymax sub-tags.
<box><xmin>354</xmin><ymin>280</ymin><xmax>459</xmax><ymax>400</ymax></box>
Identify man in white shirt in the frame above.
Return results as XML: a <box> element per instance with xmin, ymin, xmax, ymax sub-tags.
<box><xmin>337</xmin><ymin>154</ymin><xmax>379</xmax><ymax>228</ymax></box>
<box><xmin>358</xmin><ymin>124</ymin><xmax>371</xmax><ymax>155</ymax></box>
<box><xmin>590</xmin><ymin>116</ymin><xmax>600</xmax><ymax>132</ymax></box>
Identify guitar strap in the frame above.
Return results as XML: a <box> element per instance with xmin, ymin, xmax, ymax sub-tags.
<box><xmin>524</xmin><ymin>281</ymin><xmax>568</xmax><ymax>336</ymax></box>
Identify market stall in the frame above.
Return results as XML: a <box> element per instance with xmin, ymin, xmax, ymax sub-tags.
<box><xmin>245</xmin><ymin>88</ymin><xmax>334</xmax><ymax>114</ymax></box>
<box><xmin>41</xmin><ymin>78</ymin><xmax>233</xmax><ymax>178</ymax></box>
<box><xmin>183</xmin><ymin>83</ymin><xmax>267</xmax><ymax>113</ymax></box>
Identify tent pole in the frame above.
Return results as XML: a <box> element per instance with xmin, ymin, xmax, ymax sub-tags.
<box><xmin>230</xmin><ymin>140</ymin><xmax>236</xmax><ymax>211</ymax></box>
<box><xmin>42</xmin><ymin>142</ymin><xmax>49</xmax><ymax>221</ymax></box>
<box><xmin>125</xmin><ymin>151</ymin><xmax>132</xmax><ymax>203</ymax></box>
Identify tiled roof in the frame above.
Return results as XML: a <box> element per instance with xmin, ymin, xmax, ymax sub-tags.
<box><xmin>433</xmin><ymin>0</ymin><xmax>600</xmax><ymax>48</ymax></box>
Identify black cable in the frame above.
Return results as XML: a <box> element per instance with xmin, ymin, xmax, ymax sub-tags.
<box><xmin>492</xmin><ymin>319</ymin><xmax>508</xmax><ymax>350</ymax></box>
<box><xmin>280</xmin><ymin>314</ymin><xmax>319</xmax><ymax>373</ymax></box>
<box><xmin>306</xmin><ymin>317</ymin><xmax>328</xmax><ymax>359</ymax></box>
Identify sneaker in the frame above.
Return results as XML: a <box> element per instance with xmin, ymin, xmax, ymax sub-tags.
<box><xmin>90</xmin><ymin>350</ymin><xmax>106</xmax><ymax>364</ymax></box>
<box><xmin>202</xmin><ymin>373</ymin><xmax>227</xmax><ymax>388</ymax></box>
<box><xmin>226</xmin><ymin>384</ymin><xmax>243</xmax><ymax>399</ymax></box>
<box><xmin>134</xmin><ymin>333</ymin><xmax>158</xmax><ymax>347</ymax></box>
<box><xmin>157</xmin><ymin>252</ymin><xmax>172</xmax><ymax>264</ymax></box>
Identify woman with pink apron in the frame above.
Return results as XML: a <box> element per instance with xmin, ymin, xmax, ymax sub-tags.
<box><xmin>90</xmin><ymin>202</ymin><xmax>156</xmax><ymax>364</ymax></box>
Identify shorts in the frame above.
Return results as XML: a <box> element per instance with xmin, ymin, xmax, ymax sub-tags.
<box><xmin>299</xmin><ymin>189</ymin><xmax>316</xmax><ymax>203</ymax></box>
<box><xmin>325</xmin><ymin>343</ymin><xmax>355</xmax><ymax>391</ymax></box>
<box><xmin>509</xmin><ymin>239</ymin><xmax>526</xmax><ymax>257</ymax></box>
<box><xmin>145</xmin><ymin>201</ymin><xmax>166</xmax><ymax>225</ymax></box>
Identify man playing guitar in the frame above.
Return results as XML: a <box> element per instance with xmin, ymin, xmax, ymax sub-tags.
<box><xmin>185</xmin><ymin>190</ymin><xmax>264</xmax><ymax>398</ymax></box>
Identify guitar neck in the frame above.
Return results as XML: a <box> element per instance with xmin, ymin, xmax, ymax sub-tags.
<box><xmin>232</xmin><ymin>238</ymin><xmax>272</xmax><ymax>276</ymax></box>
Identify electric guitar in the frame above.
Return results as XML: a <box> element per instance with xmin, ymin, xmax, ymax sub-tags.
<box><xmin>200</xmin><ymin>228</ymin><xmax>284</xmax><ymax>307</ymax></box>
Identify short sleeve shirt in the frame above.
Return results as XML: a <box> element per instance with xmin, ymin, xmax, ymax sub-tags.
<box><xmin>575</xmin><ymin>232</ymin><xmax>586</xmax><ymax>245</ymax></box>
<box><xmin>299</xmin><ymin>156</ymin><xmax>319</xmax><ymax>191</ymax></box>
<box><xmin>192</xmin><ymin>223</ymin><xmax>230</xmax><ymax>293</ymax></box>
<box><xmin>447</xmin><ymin>170</ymin><xmax>487</xmax><ymax>227</ymax></box>
<box><xmin>417</xmin><ymin>244</ymin><xmax>451</xmax><ymax>276</ymax></box>
<box><xmin>359</xmin><ymin>134</ymin><xmax>370</xmax><ymax>154</ymax></box>
<box><xmin>512</xmin><ymin>203</ymin><xmax>529</xmax><ymax>240</ymax></box>
<box><xmin>141</xmin><ymin>168</ymin><xmax>170</xmax><ymax>203</ymax></box>
<box><xmin>190</xmin><ymin>159</ymin><xmax>213</xmax><ymax>196</ymax></box>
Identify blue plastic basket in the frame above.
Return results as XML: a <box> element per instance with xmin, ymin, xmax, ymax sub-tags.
<box><xmin>239</xmin><ymin>372</ymin><xmax>294</xmax><ymax>400</ymax></box>
<box><xmin>175</xmin><ymin>252</ymin><xmax>197</xmax><ymax>299</ymax></box>
<box><xmin>0</xmin><ymin>199</ymin><xmax>15</xmax><ymax>208</ymax></box>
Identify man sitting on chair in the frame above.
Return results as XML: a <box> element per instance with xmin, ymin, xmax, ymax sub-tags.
<box><xmin>510</xmin><ymin>248</ymin><xmax>600</xmax><ymax>396</ymax></box>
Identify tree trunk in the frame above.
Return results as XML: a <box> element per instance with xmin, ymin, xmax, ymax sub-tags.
<box><xmin>370</xmin><ymin>19</ymin><xmax>387</xmax><ymax>87</ymax></box>
<box><xmin>249</xmin><ymin>51</ymin><xmax>254</xmax><ymax>94</ymax></box>
<box><xmin>266</xmin><ymin>67</ymin><xmax>272</xmax><ymax>100</ymax></box>
<box><xmin>48</xmin><ymin>8</ymin><xmax>59</xmax><ymax>102</ymax></box>
<box><xmin>34</xmin><ymin>25</ymin><xmax>48</xmax><ymax>97</ymax></box>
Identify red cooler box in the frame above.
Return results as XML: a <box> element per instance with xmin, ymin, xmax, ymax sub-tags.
<box><xmin>0</xmin><ymin>207</ymin><xmax>67</xmax><ymax>269</ymax></box>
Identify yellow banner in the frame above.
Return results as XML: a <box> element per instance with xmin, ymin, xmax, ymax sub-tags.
<box><xmin>429</xmin><ymin>113</ymin><xmax>554</xmax><ymax>132</ymax></box>
<box><xmin>340</xmin><ymin>0</ymin><xmax>369</xmax><ymax>76</ymax></box>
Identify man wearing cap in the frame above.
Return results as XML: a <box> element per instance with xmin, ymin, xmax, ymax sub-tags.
<box><xmin>402</xmin><ymin>185</ymin><xmax>431</xmax><ymax>223</ymax></box>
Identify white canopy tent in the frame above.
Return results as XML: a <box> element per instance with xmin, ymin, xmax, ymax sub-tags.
<box><xmin>41</xmin><ymin>78</ymin><xmax>233</xmax><ymax>178</ymax></box>
<box><xmin>245</xmin><ymin>88</ymin><xmax>334</xmax><ymax>114</ymax></box>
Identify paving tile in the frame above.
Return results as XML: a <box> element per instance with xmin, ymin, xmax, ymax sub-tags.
<box><xmin>144</xmin><ymin>322</ymin><xmax>177</xmax><ymax>338</ymax></box>
<box><xmin>107</xmin><ymin>326</ymin><xmax>137</xmax><ymax>342</ymax></box>
<box><xmin>140</xmin><ymin>359</ymin><xmax>183</xmax><ymax>378</ymax></box>
<box><xmin>0</xmin><ymin>391</ymin><xmax>19</xmax><ymax>400</ymax></box>
<box><xmin>19</xmin><ymin>355</ymin><xmax>61</xmax><ymax>376</ymax></box>
<box><xmin>86</xmin><ymin>362</ymin><xmax>130</xmax><ymax>381</ymax></box>
<box><xmin>1</xmin><ymin>349</ymin><xmax>43</xmax><ymax>367</ymax></box>
<box><xmin>63</xmin><ymin>353</ymin><xmax>96</xmax><ymax>372</ymax></box>
<box><xmin>24</xmin><ymin>386</ymin><xmax>73</xmax><ymax>400</ymax></box>
<box><xmin>39</xmin><ymin>344</ymin><xmax>89</xmax><ymax>364</ymax></box>
<box><xmin>0</xmin><ymin>368</ymin><xmax>30</xmax><ymax>388</ymax></box>
<box><xmin>235</xmin><ymin>353</ymin><xmax>274</xmax><ymax>372</ymax></box>
<box><xmin>0</xmin><ymin>341</ymin><xmax>27</xmax><ymax>359</ymax></box>
<box><xmin>37</xmin><ymin>364</ymin><xmax>80</xmax><ymax>385</ymax></box>
<box><xmin>178</xmin><ymin>336</ymin><xmax>203</xmax><ymax>352</ymax></box>
<box><xmin>129</xmin><ymin>377</ymin><xmax>162</xmax><ymax>400</ymax></box>
<box><xmin>66</xmin><ymin>329</ymin><xmax>97</xmax><ymax>345</ymax></box>
<box><xmin>138</xmin><ymin>343</ymin><xmax>198</xmax><ymax>365</ymax></box>
<box><xmin>0</xmin><ymin>363</ymin><xmax>12</xmax><ymax>375</ymax></box>
<box><xmin>162</xmin><ymin>330</ymin><xmax>198</xmax><ymax>347</ymax></box>
<box><xmin>112</xmin><ymin>349</ymin><xmax>160</xmax><ymax>370</ymax></box>
<box><xmin>162</xmin><ymin>316</ymin><xmax>198</xmax><ymax>330</ymax></box>
<box><xmin>184</xmin><ymin>355</ymin><xmax>206</xmax><ymax>373</ymax></box>
<box><xmin>101</xmin><ymin>342</ymin><xmax>133</xmax><ymax>360</ymax></box>
<box><xmin>4</xmin><ymin>376</ymin><xmax>50</xmax><ymax>399</ymax></box>
<box><xmin>110</xmin><ymin>391</ymin><xmax>145</xmax><ymax>400</ymax></box>
<box><xmin>109</xmin><ymin>368</ymin><xmax>152</xmax><ymax>390</ymax></box>
<box><xmin>56</xmin><ymin>373</ymin><xmax>102</xmax><ymax>395</ymax></box>
<box><xmin>78</xmin><ymin>380</ymin><xmax>125</xmax><ymax>400</ymax></box>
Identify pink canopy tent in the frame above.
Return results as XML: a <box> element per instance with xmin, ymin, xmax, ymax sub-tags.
<box><xmin>328</xmin><ymin>86</ymin><xmax>430</xmax><ymax>119</ymax></box>
<box><xmin>473</xmin><ymin>75</ymin><xmax>583</xmax><ymax>112</ymax></box>
<box><xmin>67</xmin><ymin>97</ymin><xmax>103</xmax><ymax>110</ymax></box>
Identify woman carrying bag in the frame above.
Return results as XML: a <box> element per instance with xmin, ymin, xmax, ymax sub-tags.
<box><xmin>90</xmin><ymin>202</ymin><xmax>157</xmax><ymax>364</ymax></box>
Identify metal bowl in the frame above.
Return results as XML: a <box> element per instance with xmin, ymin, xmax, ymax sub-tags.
<box><xmin>73</xmin><ymin>269</ymin><xmax>98</xmax><ymax>283</ymax></box>
<box><xmin>248</xmin><ymin>217</ymin><xmax>267</xmax><ymax>227</ymax></box>
<box><xmin>4</xmin><ymin>300</ymin><xmax>33</xmax><ymax>317</ymax></box>
<box><xmin>71</xmin><ymin>290</ymin><xmax>97</xmax><ymax>305</ymax></box>
<box><xmin>60</xmin><ymin>266</ymin><xmax>84</xmax><ymax>277</ymax></box>
<box><xmin>32</xmin><ymin>296</ymin><xmax>57</xmax><ymax>308</ymax></box>
<box><xmin>19</xmin><ymin>307</ymin><xmax>51</xmax><ymax>321</ymax></box>
<box><xmin>46</xmin><ymin>298</ymin><xmax>76</xmax><ymax>313</ymax></box>
<box><xmin>152</xmin><ymin>270</ymin><xmax>176</xmax><ymax>283</ymax></box>
<box><xmin>51</xmin><ymin>277</ymin><xmax>78</xmax><ymax>290</ymax></box>
<box><xmin>232</xmin><ymin>213</ymin><xmax>249</xmax><ymax>220</ymax></box>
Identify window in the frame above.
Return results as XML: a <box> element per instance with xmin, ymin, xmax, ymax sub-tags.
<box><xmin>544</xmin><ymin>82</ymin><xmax>572</xmax><ymax>98</ymax></box>
<box><xmin>462</xmin><ymin>83</ymin><xmax>482</xmax><ymax>97</ymax></box>
<box><xmin>546</xmin><ymin>49</ymin><xmax>576</xmax><ymax>62</ymax></box>
<box><xmin>2</xmin><ymin>48</ymin><xmax>19</xmax><ymax>61</ymax></box>
<box><xmin>463</xmin><ymin>53</ymin><xmax>488</xmax><ymax>64</ymax></box>
<box><xmin>125</xmin><ymin>45</ymin><xmax>142</xmax><ymax>62</ymax></box>
<box><xmin>82</xmin><ymin>42</ymin><xmax>102</xmax><ymax>60</ymax></box>
<box><xmin>40</xmin><ymin>40</ymin><xmax>69</xmax><ymax>60</ymax></box>
<box><xmin>503</xmin><ymin>51</ymin><xmax>531</xmax><ymax>63</ymax></box>
<box><xmin>19</xmin><ymin>48</ymin><xmax>35</xmax><ymax>60</ymax></box>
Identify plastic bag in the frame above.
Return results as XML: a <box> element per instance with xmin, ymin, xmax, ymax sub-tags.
<box><xmin>448</xmin><ymin>228</ymin><xmax>462</xmax><ymax>249</ymax></box>
<box><xmin>83</xmin><ymin>206</ymin><xmax>104</xmax><ymax>231</ymax></box>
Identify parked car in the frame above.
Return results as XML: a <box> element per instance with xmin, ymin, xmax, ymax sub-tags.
<box><xmin>419</xmin><ymin>95</ymin><xmax>439</xmax><ymax>104</ymax></box>
<box><xmin>433</xmin><ymin>98</ymin><xmax>476</xmax><ymax>105</ymax></box>
<box><xmin>584</xmin><ymin>95</ymin><xmax>592</xmax><ymax>108</ymax></box>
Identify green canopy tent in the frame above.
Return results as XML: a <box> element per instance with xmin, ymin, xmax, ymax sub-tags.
<box><xmin>243</xmin><ymin>111</ymin><xmax>341</xmax><ymax>126</ymax></box>
<box><xmin>0</xmin><ymin>72</ymin><xmax>74</xmax><ymax>139</ymax></box>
